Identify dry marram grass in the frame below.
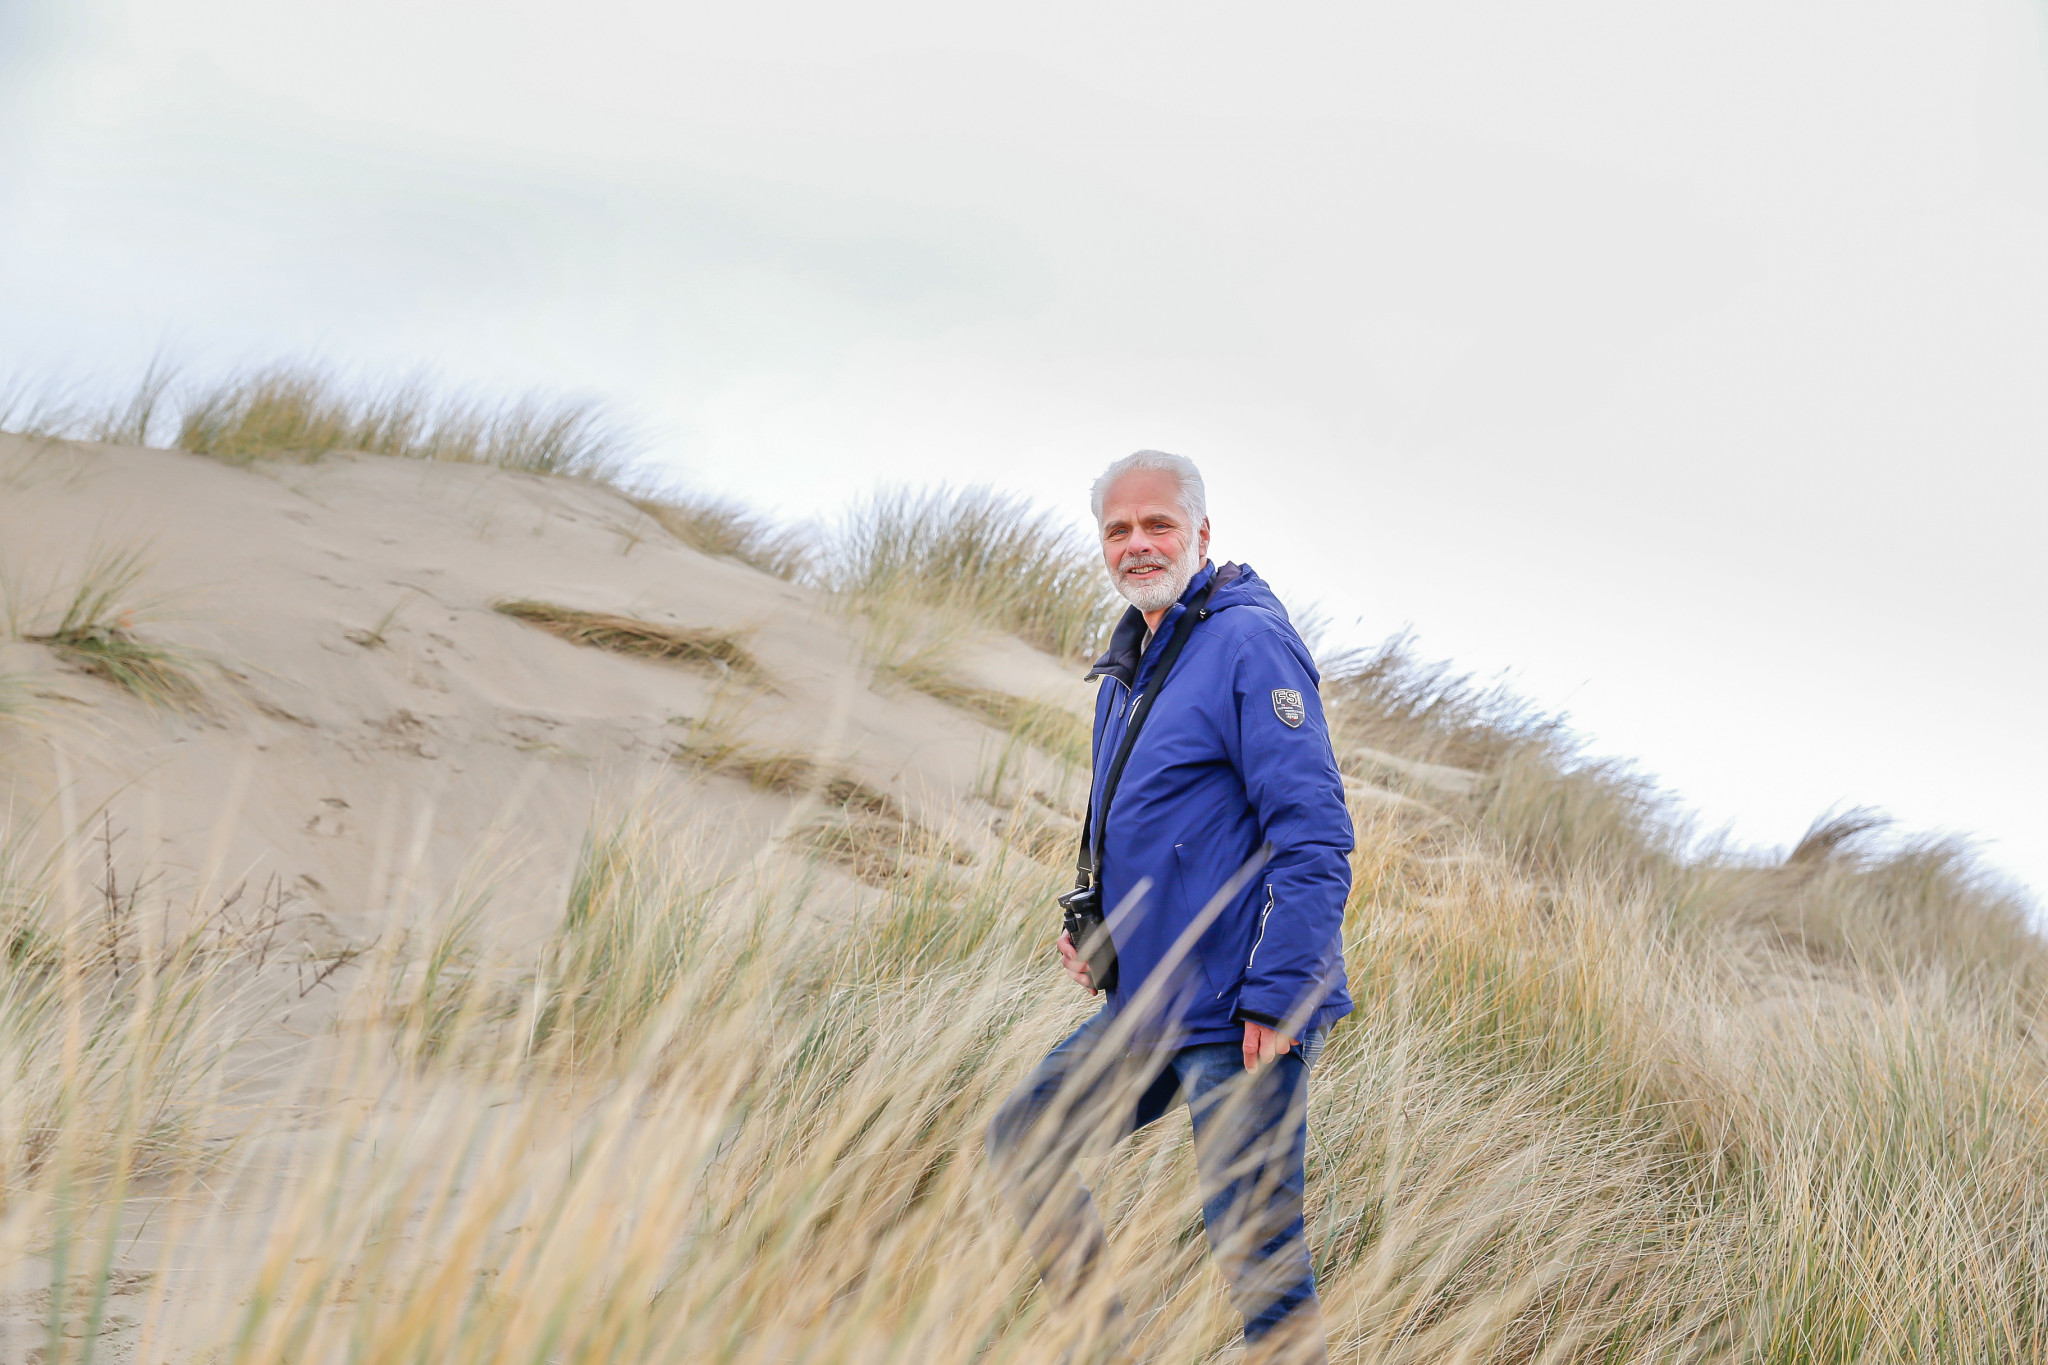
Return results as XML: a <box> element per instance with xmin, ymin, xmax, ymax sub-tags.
<box><xmin>819</xmin><ymin>485</ymin><xmax>1119</xmax><ymax>662</ymax></box>
<box><xmin>3</xmin><ymin>629</ymin><xmax>2044</xmax><ymax>1362</ymax></box>
<box><xmin>176</xmin><ymin>364</ymin><xmax>635</xmax><ymax>478</ymax></box>
<box><xmin>0</xmin><ymin>360</ymin><xmax>638</xmax><ymax>480</ymax></box>
<box><xmin>494</xmin><ymin>599</ymin><xmax>759</xmax><ymax>678</ymax></box>
<box><xmin>627</xmin><ymin>491</ymin><xmax>812</xmax><ymax>579</ymax></box>
<box><xmin>3</xmin><ymin>543</ymin><xmax>202</xmax><ymax>710</ymax></box>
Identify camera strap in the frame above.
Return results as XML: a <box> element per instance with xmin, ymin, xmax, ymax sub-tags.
<box><xmin>1075</xmin><ymin>576</ymin><xmax>1218</xmax><ymax>889</ymax></box>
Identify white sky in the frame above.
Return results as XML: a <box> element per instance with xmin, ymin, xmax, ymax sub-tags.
<box><xmin>4</xmin><ymin>1</ymin><xmax>2044</xmax><ymax>901</ymax></box>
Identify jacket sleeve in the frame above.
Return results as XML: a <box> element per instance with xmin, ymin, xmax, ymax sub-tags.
<box><xmin>1222</xmin><ymin>625</ymin><xmax>1354</xmax><ymax>1033</ymax></box>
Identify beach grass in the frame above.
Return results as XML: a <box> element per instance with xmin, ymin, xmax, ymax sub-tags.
<box><xmin>493</xmin><ymin>599</ymin><xmax>758</xmax><ymax>678</ymax></box>
<box><xmin>0</xmin><ymin>359</ymin><xmax>638</xmax><ymax>480</ymax></box>
<box><xmin>175</xmin><ymin>363</ymin><xmax>636</xmax><ymax>478</ymax></box>
<box><xmin>628</xmin><ymin>490</ymin><xmax>813</xmax><ymax>579</ymax></box>
<box><xmin>6</xmin><ymin>623</ymin><xmax>2045</xmax><ymax>1362</ymax></box>
<box><xmin>7</xmin><ymin>544</ymin><xmax>202</xmax><ymax>710</ymax></box>
<box><xmin>819</xmin><ymin>485</ymin><xmax>1120</xmax><ymax>663</ymax></box>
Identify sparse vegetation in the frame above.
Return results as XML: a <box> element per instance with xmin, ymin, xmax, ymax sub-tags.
<box><xmin>793</xmin><ymin>794</ymin><xmax>970</xmax><ymax>888</ymax></box>
<box><xmin>521</xmin><ymin>805</ymin><xmax>726</xmax><ymax>1060</ymax></box>
<box><xmin>962</xmin><ymin>686</ymin><xmax>1090</xmax><ymax>816</ymax></box>
<box><xmin>819</xmin><ymin>485</ymin><xmax>1119</xmax><ymax>662</ymax></box>
<box><xmin>669</xmin><ymin>717</ymin><xmax>886</xmax><ymax>810</ymax></box>
<box><xmin>912</xmin><ymin>677</ymin><xmax>1091</xmax><ymax>769</ymax></box>
<box><xmin>990</xmin><ymin>799</ymin><xmax>1082</xmax><ymax>867</ymax></box>
<box><xmin>0</xmin><ymin>829</ymin><xmax>276</xmax><ymax>1193</ymax></box>
<box><xmin>8</xmin><ymin>545</ymin><xmax>201</xmax><ymax>709</ymax></box>
<box><xmin>0</xmin><ymin>360</ymin><xmax>639</xmax><ymax>482</ymax></box>
<box><xmin>865</xmin><ymin>640</ymin><xmax>1091</xmax><ymax>814</ymax></box>
<box><xmin>0</xmin><ymin>375</ymin><xmax>84</xmax><ymax>441</ymax></box>
<box><xmin>677</xmin><ymin>737</ymin><xmax>825</xmax><ymax>792</ymax></box>
<box><xmin>345</xmin><ymin>589</ymin><xmax>420</xmax><ymax>649</ymax></box>
<box><xmin>175</xmin><ymin>362</ymin><xmax>636</xmax><ymax>477</ymax></box>
<box><xmin>1321</xmin><ymin>631</ymin><xmax>1563</xmax><ymax>774</ymax></box>
<box><xmin>88</xmin><ymin>355</ymin><xmax>180</xmax><ymax>447</ymax></box>
<box><xmin>629</xmin><ymin>489</ymin><xmax>812</xmax><ymax>579</ymax></box>
<box><xmin>662</xmin><ymin>705</ymin><xmax>966</xmax><ymax>886</ymax></box>
<box><xmin>495</xmin><ymin>599</ymin><xmax>758</xmax><ymax>677</ymax></box>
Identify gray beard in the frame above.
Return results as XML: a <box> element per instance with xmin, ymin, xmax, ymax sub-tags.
<box><xmin>1113</xmin><ymin>543</ymin><xmax>1202</xmax><ymax>613</ymax></box>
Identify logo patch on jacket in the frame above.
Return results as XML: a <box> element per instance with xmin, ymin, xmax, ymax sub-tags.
<box><xmin>1271</xmin><ymin>688</ymin><xmax>1305</xmax><ymax>728</ymax></box>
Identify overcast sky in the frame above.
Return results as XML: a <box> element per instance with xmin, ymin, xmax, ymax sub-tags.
<box><xmin>4</xmin><ymin>0</ymin><xmax>2044</xmax><ymax>901</ymax></box>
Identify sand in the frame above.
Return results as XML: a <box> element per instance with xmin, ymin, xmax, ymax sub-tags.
<box><xmin>0</xmin><ymin>435</ymin><xmax>1087</xmax><ymax>963</ymax></box>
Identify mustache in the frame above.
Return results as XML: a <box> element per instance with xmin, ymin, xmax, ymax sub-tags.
<box><xmin>1116</xmin><ymin>552</ymin><xmax>1173</xmax><ymax>573</ymax></box>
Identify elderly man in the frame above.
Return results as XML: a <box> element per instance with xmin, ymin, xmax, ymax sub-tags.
<box><xmin>986</xmin><ymin>450</ymin><xmax>1353</xmax><ymax>1364</ymax></box>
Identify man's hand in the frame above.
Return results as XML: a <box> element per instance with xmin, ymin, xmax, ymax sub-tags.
<box><xmin>1056</xmin><ymin>930</ymin><xmax>1097</xmax><ymax>995</ymax></box>
<box><xmin>1242</xmin><ymin>1021</ymin><xmax>1295</xmax><ymax>1072</ymax></box>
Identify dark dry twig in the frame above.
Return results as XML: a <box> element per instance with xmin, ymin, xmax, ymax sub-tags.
<box><xmin>298</xmin><ymin>940</ymin><xmax>372</xmax><ymax>998</ymax></box>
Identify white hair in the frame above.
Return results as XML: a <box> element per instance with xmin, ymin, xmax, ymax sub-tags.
<box><xmin>1090</xmin><ymin>449</ymin><xmax>1207</xmax><ymax>528</ymax></box>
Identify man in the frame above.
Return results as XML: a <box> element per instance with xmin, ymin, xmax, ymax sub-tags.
<box><xmin>986</xmin><ymin>450</ymin><xmax>1353</xmax><ymax>1363</ymax></box>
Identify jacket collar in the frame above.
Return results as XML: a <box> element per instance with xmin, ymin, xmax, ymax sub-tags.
<box><xmin>1084</xmin><ymin>560</ymin><xmax>1240</xmax><ymax>685</ymax></box>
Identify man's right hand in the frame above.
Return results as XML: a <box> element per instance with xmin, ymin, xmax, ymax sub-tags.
<box><xmin>1056</xmin><ymin>930</ymin><xmax>1097</xmax><ymax>995</ymax></box>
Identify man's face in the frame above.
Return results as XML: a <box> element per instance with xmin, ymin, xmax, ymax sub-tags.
<box><xmin>1099</xmin><ymin>469</ymin><xmax>1211</xmax><ymax>614</ymax></box>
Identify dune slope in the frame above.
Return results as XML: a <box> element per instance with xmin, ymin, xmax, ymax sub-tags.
<box><xmin>0</xmin><ymin>435</ymin><xmax>1083</xmax><ymax>953</ymax></box>
<box><xmin>3</xmin><ymin>433</ymin><xmax>2045</xmax><ymax>1365</ymax></box>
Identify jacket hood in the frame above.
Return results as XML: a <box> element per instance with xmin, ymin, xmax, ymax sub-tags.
<box><xmin>1085</xmin><ymin>561</ymin><xmax>1291</xmax><ymax>686</ymax></box>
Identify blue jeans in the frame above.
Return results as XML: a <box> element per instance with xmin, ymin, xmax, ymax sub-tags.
<box><xmin>985</xmin><ymin>1011</ymin><xmax>1327</xmax><ymax>1360</ymax></box>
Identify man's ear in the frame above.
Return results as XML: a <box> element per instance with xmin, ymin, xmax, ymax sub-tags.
<box><xmin>1197</xmin><ymin>517</ymin><xmax>1211</xmax><ymax>559</ymax></box>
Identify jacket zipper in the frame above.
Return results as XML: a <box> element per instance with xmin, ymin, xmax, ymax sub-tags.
<box><xmin>1245</xmin><ymin>882</ymin><xmax>1275</xmax><ymax>970</ymax></box>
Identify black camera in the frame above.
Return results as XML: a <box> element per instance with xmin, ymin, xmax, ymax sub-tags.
<box><xmin>1058</xmin><ymin>882</ymin><xmax>1119</xmax><ymax>993</ymax></box>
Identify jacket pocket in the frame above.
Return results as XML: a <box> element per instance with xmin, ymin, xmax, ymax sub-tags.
<box><xmin>1175</xmin><ymin>843</ymin><xmax>1252</xmax><ymax>1006</ymax></box>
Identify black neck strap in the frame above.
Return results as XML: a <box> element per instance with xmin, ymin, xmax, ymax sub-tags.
<box><xmin>1076</xmin><ymin>579</ymin><xmax>1217</xmax><ymax>884</ymax></box>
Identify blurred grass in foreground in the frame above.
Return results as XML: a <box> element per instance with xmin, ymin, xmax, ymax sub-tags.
<box><xmin>3</xmin><ymin>639</ymin><xmax>2044</xmax><ymax>1363</ymax></box>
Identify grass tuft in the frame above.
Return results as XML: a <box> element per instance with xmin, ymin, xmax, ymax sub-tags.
<box><xmin>13</xmin><ymin>546</ymin><xmax>201</xmax><ymax>710</ymax></box>
<box><xmin>494</xmin><ymin>599</ymin><xmax>758</xmax><ymax>677</ymax></box>
<box><xmin>0</xmin><ymin>377</ymin><xmax>84</xmax><ymax>441</ymax></box>
<box><xmin>1321</xmin><ymin>631</ymin><xmax>1564</xmax><ymax>775</ymax></box>
<box><xmin>671</xmin><ymin>730</ymin><xmax>883</xmax><ymax>810</ymax></box>
<box><xmin>990</xmin><ymin>801</ymin><xmax>1081</xmax><ymax>866</ymax></box>
<box><xmin>628</xmin><ymin>491</ymin><xmax>812</xmax><ymax>579</ymax></box>
<box><xmin>794</xmin><ymin>800</ymin><xmax>970</xmax><ymax>887</ymax></box>
<box><xmin>663</xmin><ymin>713</ymin><xmax>965</xmax><ymax>886</ymax></box>
<box><xmin>0</xmin><ymin>827</ymin><xmax>277</xmax><ymax>1194</ymax></box>
<box><xmin>818</xmin><ymin>485</ymin><xmax>1119</xmax><ymax>662</ymax></box>
<box><xmin>175</xmin><ymin>363</ymin><xmax>636</xmax><ymax>478</ymax></box>
<box><xmin>900</xmin><ymin>677</ymin><xmax>1091</xmax><ymax>770</ymax></box>
<box><xmin>87</xmin><ymin>356</ymin><xmax>179</xmax><ymax>447</ymax></box>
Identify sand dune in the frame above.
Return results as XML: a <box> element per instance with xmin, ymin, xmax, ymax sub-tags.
<box><xmin>0</xmin><ymin>434</ymin><xmax>1085</xmax><ymax>976</ymax></box>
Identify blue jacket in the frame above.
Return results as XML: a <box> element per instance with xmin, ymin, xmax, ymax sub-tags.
<box><xmin>1085</xmin><ymin>561</ymin><xmax>1354</xmax><ymax>1049</ymax></box>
